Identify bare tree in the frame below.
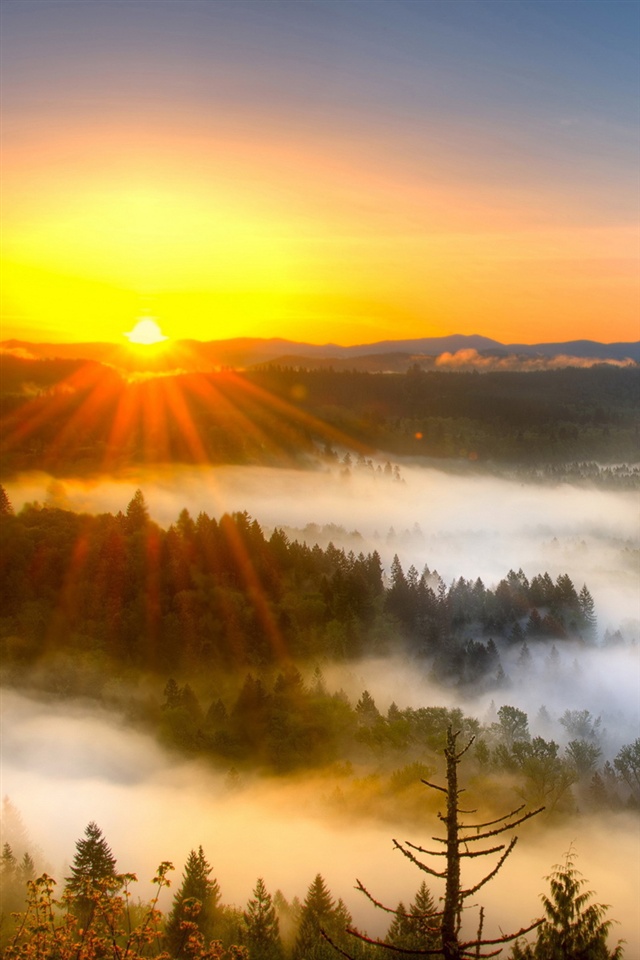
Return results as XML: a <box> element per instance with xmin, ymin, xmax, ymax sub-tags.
<box><xmin>324</xmin><ymin>726</ymin><xmax>544</xmax><ymax>959</ymax></box>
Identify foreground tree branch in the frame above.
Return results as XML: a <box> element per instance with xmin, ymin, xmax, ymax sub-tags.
<box><xmin>344</xmin><ymin>726</ymin><xmax>545</xmax><ymax>960</ymax></box>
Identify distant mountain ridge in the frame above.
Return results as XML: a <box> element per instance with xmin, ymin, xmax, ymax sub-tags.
<box><xmin>2</xmin><ymin>333</ymin><xmax>639</xmax><ymax>369</ymax></box>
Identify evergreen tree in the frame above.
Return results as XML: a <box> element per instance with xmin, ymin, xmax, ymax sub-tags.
<box><xmin>510</xmin><ymin>851</ymin><xmax>623</xmax><ymax>959</ymax></box>
<box><xmin>125</xmin><ymin>489</ymin><xmax>149</xmax><ymax>533</ymax></box>
<box><xmin>578</xmin><ymin>585</ymin><xmax>597</xmax><ymax>640</ymax></box>
<box><xmin>293</xmin><ymin>874</ymin><xmax>337</xmax><ymax>960</ymax></box>
<box><xmin>65</xmin><ymin>822</ymin><xmax>118</xmax><ymax>927</ymax></box>
<box><xmin>1</xmin><ymin>798</ymin><xmax>30</xmax><ymax>860</ymax></box>
<box><xmin>243</xmin><ymin>877</ymin><xmax>284</xmax><ymax>960</ymax></box>
<box><xmin>0</xmin><ymin>843</ymin><xmax>23</xmax><ymax>941</ymax></box>
<box><xmin>355</xmin><ymin>690</ymin><xmax>380</xmax><ymax>726</ymax></box>
<box><xmin>613</xmin><ymin>738</ymin><xmax>640</xmax><ymax>803</ymax></box>
<box><xmin>273</xmin><ymin>890</ymin><xmax>302</xmax><ymax>954</ymax></box>
<box><xmin>17</xmin><ymin>852</ymin><xmax>35</xmax><ymax>885</ymax></box>
<box><xmin>0</xmin><ymin>485</ymin><xmax>14</xmax><ymax>515</ymax></box>
<box><xmin>1</xmin><ymin>843</ymin><xmax>17</xmax><ymax>884</ymax></box>
<box><xmin>385</xmin><ymin>882</ymin><xmax>439</xmax><ymax>955</ymax></box>
<box><xmin>164</xmin><ymin>846</ymin><xmax>221</xmax><ymax>958</ymax></box>
<box><xmin>385</xmin><ymin>901</ymin><xmax>412</xmax><ymax>946</ymax></box>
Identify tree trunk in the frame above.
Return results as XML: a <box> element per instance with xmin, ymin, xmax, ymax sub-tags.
<box><xmin>441</xmin><ymin>728</ymin><xmax>461</xmax><ymax>960</ymax></box>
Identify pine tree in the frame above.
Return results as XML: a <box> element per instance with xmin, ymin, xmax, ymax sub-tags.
<box><xmin>243</xmin><ymin>877</ymin><xmax>284</xmax><ymax>960</ymax></box>
<box><xmin>17</xmin><ymin>852</ymin><xmax>35</xmax><ymax>885</ymax></box>
<box><xmin>293</xmin><ymin>874</ymin><xmax>337</xmax><ymax>960</ymax></box>
<box><xmin>125</xmin><ymin>489</ymin><xmax>149</xmax><ymax>533</ymax></box>
<box><xmin>509</xmin><ymin>850</ymin><xmax>623</xmax><ymax>959</ymax></box>
<box><xmin>0</xmin><ymin>843</ymin><xmax>23</xmax><ymax>937</ymax></box>
<box><xmin>578</xmin><ymin>585</ymin><xmax>597</xmax><ymax>641</ymax></box>
<box><xmin>0</xmin><ymin>485</ymin><xmax>14</xmax><ymax>515</ymax></box>
<box><xmin>385</xmin><ymin>901</ymin><xmax>412</xmax><ymax>946</ymax></box>
<box><xmin>65</xmin><ymin>822</ymin><xmax>118</xmax><ymax>927</ymax></box>
<box><xmin>385</xmin><ymin>882</ymin><xmax>439</xmax><ymax>955</ymax></box>
<box><xmin>164</xmin><ymin>846</ymin><xmax>221</xmax><ymax>958</ymax></box>
<box><xmin>1</xmin><ymin>843</ymin><xmax>17</xmax><ymax>883</ymax></box>
<box><xmin>1</xmin><ymin>798</ymin><xmax>30</xmax><ymax>860</ymax></box>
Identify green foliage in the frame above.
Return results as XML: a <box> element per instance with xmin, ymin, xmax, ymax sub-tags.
<box><xmin>510</xmin><ymin>851</ymin><xmax>624</xmax><ymax>959</ymax></box>
<box><xmin>3</xmin><ymin>363</ymin><xmax>638</xmax><ymax>475</ymax></box>
<box><xmin>65</xmin><ymin>822</ymin><xmax>118</xmax><ymax>927</ymax></box>
<box><xmin>292</xmin><ymin>874</ymin><xmax>355</xmax><ymax>959</ymax></box>
<box><xmin>384</xmin><ymin>882</ymin><xmax>439</xmax><ymax>955</ymax></box>
<box><xmin>242</xmin><ymin>877</ymin><xmax>284</xmax><ymax>960</ymax></box>
<box><xmin>0</xmin><ymin>499</ymin><xmax>598</xmax><ymax>695</ymax></box>
<box><xmin>613</xmin><ymin>738</ymin><xmax>640</xmax><ymax>804</ymax></box>
<box><xmin>495</xmin><ymin>705</ymin><xmax>531</xmax><ymax>748</ymax></box>
<box><xmin>165</xmin><ymin>847</ymin><xmax>222</xmax><ymax>957</ymax></box>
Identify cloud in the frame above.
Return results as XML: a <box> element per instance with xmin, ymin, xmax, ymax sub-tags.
<box><xmin>434</xmin><ymin>349</ymin><xmax>636</xmax><ymax>371</ymax></box>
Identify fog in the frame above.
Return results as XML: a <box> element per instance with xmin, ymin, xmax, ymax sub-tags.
<box><xmin>2</xmin><ymin>689</ymin><xmax>638</xmax><ymax>954</ymax></box>
<box><xmin>2</xmin><ymin>462</ymin><xmax>639</xmax><ymax>951</ymax></box>
<box><xmin>5</xmin><ymin>462</ymin><xmax>639</xmax><ymax>631</ymax></box>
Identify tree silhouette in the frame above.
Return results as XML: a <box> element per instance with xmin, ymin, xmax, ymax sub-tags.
<box><xmin>125</xmin><ymin>488</ymin><xmax>149</xmax><ymax>533</ymax></box>
<box><xmin>0</xmin><ymin>485</ymin><xmax>14</xmax><ymax>515</ymax></box>
<box><xmin>327</xmin><ymin>726</ymin><xmax>544</xmax><ymax>959</ymax></box>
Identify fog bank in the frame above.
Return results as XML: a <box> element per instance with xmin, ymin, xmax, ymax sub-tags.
<box><xmin>5</xmin><ymin>463</ymin><xmax>638</xmax><ymax>632</ymax></box>
<box><xmin>1</xmin><ymin>690</ymin><xmax>638</xmax><ymax>954</ymax></box>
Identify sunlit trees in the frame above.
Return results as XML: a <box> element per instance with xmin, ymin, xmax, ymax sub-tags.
<box><xmin>4</xmin><ymin>862</ymin><xmax>183</xmax><ymax>960</ymax></box>
<box><xmin>165</xmin><ymin>845</ymin><xmax>222</xmax><ymax>957</ymax></box>
<box><xmin>243</xmin><ymin>877</ymin><xmax>284</xmax><ymax>960</ymax></box>
<box><xmin>65</xmin><ymin>822</ymin><xmax>118</xmax><ymax>927</ymax></box>
<box><xmin>0</xmin><ymin>843</ymin><xmax>26</xmax><ymax>933</ymax></box>
<box><xmin>293</xmin><ymin>874</ymin><xmax>358</xmax><ymax>959</ymax></box>
<box><xmin>509</xmin><ymin>850</ymin><xmax>623</xmax><ymax>959</ymax></box>
<box><xmin>125</xmin><ymin>488</ymin><xmax>149</xmax><ymax>533</ymax></box>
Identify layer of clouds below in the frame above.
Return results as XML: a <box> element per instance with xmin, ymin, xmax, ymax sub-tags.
<box><xmin>3</xmin><ymin>464</ymin><xmax>638</xmax><ymax>950</ymax></box>
<box><xmin>1</xmin><ymin>690</ymin><xmax>637</xmax><ymax>954</ymax></box>
<box><xmin>6</xmin><ymin>463</ymin><xmax>639</xmax><ymax>631</ymax></box>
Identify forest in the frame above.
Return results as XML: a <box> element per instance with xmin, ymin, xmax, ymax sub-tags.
<box><xmin>1</xmin><ymin>358</ymin><xmax>638</xmax><ymax>482</ymax></box>
<box><xmin>0</xmin><ymin>486</ymin><xmax>636</xmax><ymax>958</ymax></box>
<box><xmin>0</xmin><ymin>364</ymin><xmax>637</xmax><ymax>959</ymax></box>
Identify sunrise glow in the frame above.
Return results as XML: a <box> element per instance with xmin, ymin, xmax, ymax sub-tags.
<box><xmin>125</xmin><ymin>319</ymin><xmax>168</xmax><ymax>346</ymax></box>
<box><xmin>1</xmin><ymin>1</ymin><xmax>637</xmax><ymax>346</ymax></box>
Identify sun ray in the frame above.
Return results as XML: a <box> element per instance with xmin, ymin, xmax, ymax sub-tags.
<box><xmin>218</xmin><ymin>511</ymin><xmax>289</xmax><ymax>663</ymax></box>
<box><xmin>160</xmin><ymin>376</ymin><xmax>209</xmax><ymax>464</ymax></box>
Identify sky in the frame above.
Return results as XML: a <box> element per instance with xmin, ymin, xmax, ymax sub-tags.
<box><xmin>1</xmin><ymin>0</ymin><xmax>638</xmax><ymax>346</ymax></box>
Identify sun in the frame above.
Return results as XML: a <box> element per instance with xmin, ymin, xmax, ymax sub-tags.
<box><xmin>124</xmin><ymin>318</ymin><xmax>168</xmax><ymax>345</ymax></box>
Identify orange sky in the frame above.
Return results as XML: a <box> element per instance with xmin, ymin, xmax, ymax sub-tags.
<box><xmin>2</xmin><ymin>1</ymin><xmax>638</xmax><ymax>346</ymax></box>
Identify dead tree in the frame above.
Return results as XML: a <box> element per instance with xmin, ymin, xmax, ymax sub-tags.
<box><xmin>324</xmin><ymin>726</ymin><xmax>544</xmax><ymax>959</ymax></box>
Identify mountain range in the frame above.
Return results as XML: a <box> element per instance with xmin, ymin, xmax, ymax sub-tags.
<box><xmin>2</xmin><ymin>333</ymin><xmax>638</xmax><ymax>374</ymax></box>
